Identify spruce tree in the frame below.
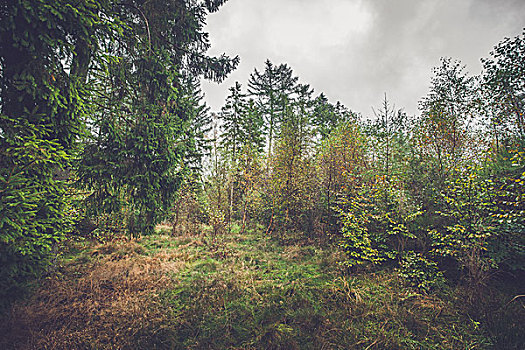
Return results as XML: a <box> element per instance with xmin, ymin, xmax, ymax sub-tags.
<box><xmin>77</xmin><ymin>0</ymin><xmax>239</xmax><ymax>235</ymax></box>
<box><xmin>248</xmin><ymin>60</ymin><xmax>298</xmax><ymax>157</ymax></box>
<box><xmin>0</xmin><ymin>0</ymin><xmax>120</xmax><ymax>304</ymax></box>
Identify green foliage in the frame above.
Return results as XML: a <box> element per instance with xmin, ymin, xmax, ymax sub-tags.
<box><xmin>337</xmin><ymin>95</ymin><xmax>422</xmax><ymax>268</ymax></box>
<box><xmin>339</xmin><ymin>192</ymin><xmax>385</xmax><ymax>267</ymax></box>
<box><xmin>78</xmin><ymin>54</ymin><xmax>187</xmax><ymax>235</ymax></box>
<box><xmin>428</xmin><ymin>156</ymin><xmax>524</xmax><ymax>282</ymax></box>
<box><xmin>335</xmin><ymin>46</ymin><xmax>524</xmax><ymax>283</ymax></box>
<box><xmin>218</xmin><ymin>82</ymin><xmax>265</xmax><ymax>228</ymax></box>
<box><xmin>0</xmin><ymin>0</ymin><xmax>238</xmax><ymax>305</ymax></box>
<box><xmin>486</xmin><ymin>145</ymin><xmax>525</xmax><ymax>272</ymax></box>
<box><xmin>0</xmin><ymin>0</ymin><xmax>112</xmax><ymax>148</ymax></box>
<box><xmin>397</xmin><ymin>252</ymin><xmax>445</xmax><ymax>294</ymax></box>
<box><xmin>312</xmin><ymin>93</ymin><xmax>356</xmax><ymax>140</ymax></box>
<box><xmin>0</xmin><ymin>117</ymin><xmax>69</xmax><ymax>305</ymax></box>
<box><xmin>482</xmin><ymin>28</ymin><xmax>525</xmax><ymax>139</ymax></box>
<box><xmin>316</xmin><ymin>121</ymin><xmax>367</xmax><ymax>235</ymax></box>
<box><xmin>0</xmin><ymin>0</ymin><xmax>109</xmax><ymax>304</ymax></box>
<box><xmin>338</xmin><ymin>176</ymin><xmax>422</xmax><ymax>268</ymax></box>
<box><xmin>365</xmin><ymin>95</ymin><xmax>411</xmax><ymax>181</ymax></box>
<box><xmin>267</xmin><ymin>96</ymin><xmax>317</xmax><ymax>234</ymax></box>
<box><xmin>248</xmin><ymin>60</ymin><xmax>299</xmax><ymax>155</ymax></box>
<box><xmin>430</xmin><ymin>166</ymin><xmax>496</xmax><ymax>282</ymax></box>
<box><xmin>220</xmin><ymin>82</ymin><xmax>264</xmax><ymax>156</ymax></box>
<box><xmin>181</xmin><ymin>77</ymin><xmax>214</xmax><ymax>174</ymax></box>
<box><xmin>75</xmin><ymin>0</ymin><xmax>238</xmax><ymax>235</ymax></box>
<box><xmin>414</xmin><ymin>57</ymin><xmax>479</xmax><ymax>203</ymax></box>
<box><xmin>1</xmin><ymin>4</ymin><xmax>524</xmax><ymax>345</ymax></box>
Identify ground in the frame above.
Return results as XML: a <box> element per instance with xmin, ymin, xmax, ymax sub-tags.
<box><xmin>1</xmin><ymin>225</ymin><xmax>522</xmax><ymax>349</ymax></box>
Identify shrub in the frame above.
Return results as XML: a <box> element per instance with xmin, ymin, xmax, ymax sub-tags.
<box><xmin>397</xmin><ymin>252</ymin><xmax>445</xmax><ymax>293</ymax></box>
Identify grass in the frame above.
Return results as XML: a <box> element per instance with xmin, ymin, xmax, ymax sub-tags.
<box><xmin>1</xmin><ymin>228</ymin><xmax>523</xmax><ymax>349</ymax></box>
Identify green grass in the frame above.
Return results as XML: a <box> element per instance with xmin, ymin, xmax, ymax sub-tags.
<box><xmin>2</xmin><ymin>229</ymin><xmax>522</xmax><ymax>349</ymax></box>
<box><xmin>142</xmin><ymin>232</ymin><xmax>494</xmax><ymax>349</ymax></box>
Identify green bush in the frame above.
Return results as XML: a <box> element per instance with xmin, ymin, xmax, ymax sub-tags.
<box><xmin>338</xmin><ymin>177</ymin><xmax>421</xmax><ymax>268</ymax></box>
<box><xmin>397</xmin><ymin>252</ymin><xmax>445</xmax><ymax>293</ymax></box>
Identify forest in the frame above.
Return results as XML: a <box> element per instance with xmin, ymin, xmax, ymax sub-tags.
<box><xmin>1</xmin><ymin>0</ymin><xmax>524</xmax><ymax>349</ymax></box>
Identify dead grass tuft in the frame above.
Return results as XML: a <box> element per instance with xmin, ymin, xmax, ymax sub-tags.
<box><xmin>90</xmin><ymin>239</ymin><xmax>146</xmax><ymax>259</ymax></box>
<box><xmin>0</xmin><ymin>240</ymin><xmax>184</xmax><ymax>350</ymax></box>
<box><xmin>282</xmin><ymin>245</ymin><xmax>304</xmax><ymax>260</ymax></box>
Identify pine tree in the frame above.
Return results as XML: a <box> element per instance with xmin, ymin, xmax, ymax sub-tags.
<box><xmin>248</xmin><ymin>60</ymin><xmax>298</xmax><ymax>157</ymax></box>
<box><xmin>312</xmin><ymin>93</ymin><xmax>356</xmax><ymax>140</ymax></box>
<box><xmin>0</xmin><ymin>0</ymin><xmax>120</xmax><ymax>304</ymax></box>
<box><xmin>76</xmin><ymin>0</ymin><xmax>239</xmax><ymax>235</ymax></box>
<box><xmin>181</xmin><ymin>77</ymin><xmax>213</xmax><ymax>175</ymax></box>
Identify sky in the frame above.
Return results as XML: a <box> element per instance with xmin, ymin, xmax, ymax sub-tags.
<box><xmin>200</xmin><ymin>0</ymin><xmax>525</xmax><ymax>117</ymax></box>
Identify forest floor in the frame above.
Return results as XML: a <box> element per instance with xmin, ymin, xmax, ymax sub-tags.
<box><xmin>1</xmin><ymin>225</ymin><xmax>523</xmax><ymax>349</ymax></box>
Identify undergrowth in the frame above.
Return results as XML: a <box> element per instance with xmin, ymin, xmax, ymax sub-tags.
<box><xmin>1</xmin><ymin>229</ymin><xmax>523</xmax><ymax>349</ymax></box>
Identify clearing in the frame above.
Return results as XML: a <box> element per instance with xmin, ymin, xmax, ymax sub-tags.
<box><xmin>1</xmin><ymin>228</ymin><xmax>521</xmax><ymax>349</ymax></box>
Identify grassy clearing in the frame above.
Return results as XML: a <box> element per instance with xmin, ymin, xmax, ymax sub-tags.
<box><xmin>1</xmin><ymin>230</ymin><xmax>522</xmax><ymax>349</ymax></box>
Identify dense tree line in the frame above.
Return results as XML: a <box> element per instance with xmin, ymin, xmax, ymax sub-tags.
<box><xmin>202</xmin><ymin>31</ymin><xmax>524</xmax><ymax>292</ymax></box>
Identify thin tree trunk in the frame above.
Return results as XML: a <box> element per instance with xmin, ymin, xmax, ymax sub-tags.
<box><xmin>240</xmin><ymin>199</ymin><xmax>248</xmax><ymax>234</ymax></box>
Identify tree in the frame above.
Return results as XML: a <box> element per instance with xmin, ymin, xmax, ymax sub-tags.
<box><xmin>265</xmin><ymin>84</ymin><xmax>317</xmax><ymax>236</ymax></box>
<box><xmin>479</xmin><ymin>30</ymin><xmax>525</xmax><ymax>275</ymax></box>
<box><xmin>482</xmin><ymin>29</ymin><xmax>525</xmax><ymax>139</ymax></box>
<box><xmin>219</xmin><ymin>82</ymin><xmax>265</xmax><ymax>228</ymax></box>
<box><xmin>312</xmin><ymin>93</ymin><xmax>356</xmax><ymax>140</ymax></box>
<box><xmin>220</xmin><ymin>82</ymin><xmax>248</xmax><ymax>160</ymax></box>
<box><xmin>220</xmin><ymin>82</ymin><xmax>247</xmax><ymax>227</ymax></box>
<box><xmin>0</xmin><ymin>0</ymin><xmax>238</xmax><ymax>302</ymax></box>
<box><xmin>180</xmin><ymin>77</ymin><xmax>213</xmax><ymax>175</ymax></box>
<box><xmin>316</xmin><ymin>120</ymin><xmax>367</xmax><ymax>235</ymax></box>
<box><xmin>432</xmin><ymin>166</ymin><xmax>497</xmax><ymax>284</ymax></box>
<box><xmin>248</xmin><ymin>60</ymin><xmax>298</xmax><ymax>158</ymax></box>
<box><xmin>366</xmin><ymin>95</ymin><xmax>410</xmax><ymax>185</ymax></box>
<box><xmin>0</xmin><ymin>0</ymin><xmax>119</xmax><ymax>304</ymax></box>
<box><xmin>413</xmin><ymin>58</ymin><xmax>479</xmax><ymax>209</ymax></box>
<box><xmin>77</xmin><ymin>0</ymin><xmax>239</xmax><ymax>235</ymax></box>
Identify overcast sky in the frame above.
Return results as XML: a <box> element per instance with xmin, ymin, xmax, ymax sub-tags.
<box><xmin>200</xmin><ymin>0</ymin><xmax>525</xmax><ymax>117</ymax></box>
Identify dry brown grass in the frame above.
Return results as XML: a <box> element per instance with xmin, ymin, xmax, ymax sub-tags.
<box><xmin>0</xmin><ymin>240</ymin><xmax>185</xmax><ymax>350</ymax></box>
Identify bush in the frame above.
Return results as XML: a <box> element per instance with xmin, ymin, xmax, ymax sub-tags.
<box><xmin>338</xmin><ymin>177</ymin><xmax>421</xmax><ymax>268</ymax></box>
<box><xmin>397</xmin><ymin>252</ymin><xmax>445</xmax><ymax>293</ymax></box>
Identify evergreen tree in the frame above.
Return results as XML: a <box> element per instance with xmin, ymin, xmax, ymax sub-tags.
<box><xmin>312</xmin><ymin>93</ymin><xmax>356</xmax><ymax>140</ymax></box>
<box><xmin>219</xmin><ymin>82</ymin><xmax>265</xmax><ymax>227</ymax></box>
<box><xmin>220</xmin><ymin>82</ymin><xmax>247</xmax><ymax>159</ymax></box>
<box><xmin>248</xmin><ymin>60</ymin><xmax>298</xmax><ymax>157</ymax></box>
<box><xmin>181</xmin><ymin>77</ymin><xmax>213</xmax><ymax>175</ymax></box>
<box><xmin>220</xmin><ymin>82</ymin><xmax>247</xmax><ymax>225</ymax></box>
<box><xmin>77</xmin><ymin>0</ymin><xmax>239</xmax><ymax>235</ymax></box>
<box><xmin>366</xmin><ymin>95</ymin><xmax>410</xmax><ymax>183</ymax></box>
<box><xmin>266</xmin><ymin>83</ymin><xmax>317</xmax><ymax>235</ymax></box>
<box><xmin>0</xmin><ymin>0</ymin><xmax>122</xmax><ymax>304</ymax></box>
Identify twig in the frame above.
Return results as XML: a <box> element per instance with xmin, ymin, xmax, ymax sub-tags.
<box><xmin>118</xmin><ymin>3</ymin><xmax>151</xmax><ymax>53</ymax></box>
<box><xmin>506</xmin><ymin>294</ymin><xmax>525</xmax><ymax>308</ymax></box>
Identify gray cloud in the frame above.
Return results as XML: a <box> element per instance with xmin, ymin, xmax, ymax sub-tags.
<box><xmin>201</xmin><ymin>0</ymin><xmax>525</xmax><ymax>117</ymax></box>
